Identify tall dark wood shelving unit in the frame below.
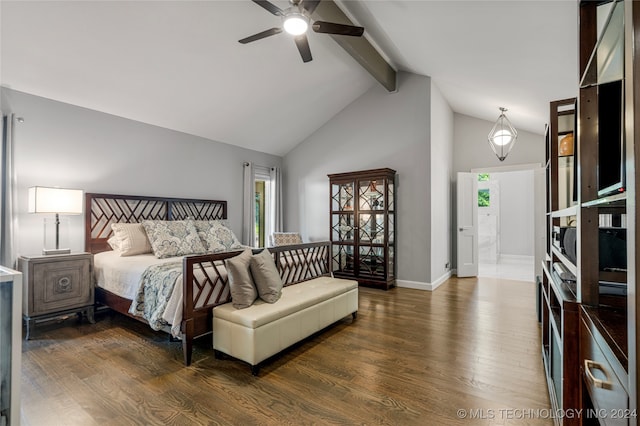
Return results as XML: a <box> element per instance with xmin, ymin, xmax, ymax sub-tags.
<box><xmin>328</xmin><ymin>168</ymin><xmax>396</xmax><ymax>290</ymax></box>
<box><xmin>541</xmin><ymin>1</ymin><xmax>639</xmax><ymax>423</ymax></box>
<box><xmin>542</xmin><ymin>98</ymin><xmax>581</xmax><ymax>420</ymax></box>
<box><xmin>577</xmin><ymin>0</ymin><xmax>635</xmax><ymax>422</ymax></box>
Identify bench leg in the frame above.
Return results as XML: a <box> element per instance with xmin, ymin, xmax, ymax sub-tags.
<box><xmin>352</xmin><ymin>311</ymin><xmax>358</xmax><ymax>320</ymax></box>
<box><xmin>251</xmin><ymin>364</ymin><xmax>260</xmax><ymax>376</ymax></box>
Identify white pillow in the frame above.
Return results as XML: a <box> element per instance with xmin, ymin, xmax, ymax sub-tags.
<box><xmin>110</xmin><ymin>223</ymin><xmax>152</xmax><ymax>256</ymax></box>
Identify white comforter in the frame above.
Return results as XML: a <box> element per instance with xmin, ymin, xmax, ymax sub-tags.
<box><xmin>93</xmin><ymin>251</ymin><xmax>188</xmax><ymax>336</ymax></box>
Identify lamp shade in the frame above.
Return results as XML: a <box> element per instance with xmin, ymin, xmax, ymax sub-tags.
<box><xmin>28</xmin><ymin>186</ymin><xmax>83</xmax><ymax>214</ymax></box>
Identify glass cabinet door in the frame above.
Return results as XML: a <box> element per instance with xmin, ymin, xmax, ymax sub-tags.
<box><xmin>331</xmin><ymin>181</ymin><xmax>356</xmax><ymax>274</ymax></box>
<box><xmin>328</xmin><ymin>168</ymin><xmax>396</xmax><ymax>288</ymax></box>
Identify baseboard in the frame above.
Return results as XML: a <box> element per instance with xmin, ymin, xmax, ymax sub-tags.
<box><xmin>396</xmin><ymin>270</ymin><xmax>451</xmax><ymax>291</ymax></box>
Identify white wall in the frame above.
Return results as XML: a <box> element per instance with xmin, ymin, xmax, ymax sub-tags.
<box><xmin>283</xmin><ymin>72</ymin><xmax>433</xmax><ymax>285</ymax></box>
<box><xmin>492</xmin><ymin>170</ymin><xmax>534</xmax><ymax>256</ymax></box>
<box><xmin>429</xmin><ymin>82</ymin><xmax>454</xmax><ymax>283</ymax></box>
<box><xmin>2</xmin><ymin>88</ymin><xmax>281</xmax><ymax>257</ymax></box>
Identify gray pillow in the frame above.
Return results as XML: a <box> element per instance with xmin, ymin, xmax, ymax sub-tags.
<box><xmin>225</xmin><ymin>249</ymin><xmax>257</xmax><ymax>309</ymax></box>
<box><xmin>250</xmin><ymin>248</ymin><xmax>283</xmax><ymax>303</ymax></box>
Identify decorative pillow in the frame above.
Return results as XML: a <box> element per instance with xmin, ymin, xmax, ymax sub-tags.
<box><xmin>193</xmin><ymin>220</ymin><xmax>243</xmax><ymax>253</ymax></box>
<box><xmin>142</xmin><ymin>220</ymin><xmax>206</xmax><ymax>259</ymax></box>
<box><xmin>110</xmin><ymin>223</ymin><xmax>153</xmax><ymax>256</ymax></box>
<box><xmin>250</xmin><ymin>248</ymin><xmax>283</xmax><ymax>303</ymax></box>
<box><xmin>271</xmin><ymin>232</ymin><xmax>303</xmax><ymax>246</ymax></box>
<box><xmin>225</xmin><ymin>249</ymin><xmax>257</xmax><ymax>309</ymax></box>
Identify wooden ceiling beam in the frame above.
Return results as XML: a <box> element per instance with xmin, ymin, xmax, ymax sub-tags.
<box><xmin>312</xmin><ymin>1</ymin><xmax>397</xmax><ymax>92</ymax></box>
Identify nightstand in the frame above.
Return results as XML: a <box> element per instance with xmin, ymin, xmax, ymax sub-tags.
<box><xmin>17</xmin><ymin>252</ymin><xmax>94</xmax><ymax>339</ymax></box>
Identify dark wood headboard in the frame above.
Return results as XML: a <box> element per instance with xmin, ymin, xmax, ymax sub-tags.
<box><xmin>85</xmin><ymin>193</ymin><xmax>227</xmax><ymax>254</ymax></box>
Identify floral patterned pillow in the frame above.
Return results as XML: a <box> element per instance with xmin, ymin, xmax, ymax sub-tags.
<box><xmin>142</xmin><ymin>220</ymin><xmax>206</xmax><ymax>259</ymax></box>
<box><xmin>193</xmin><ymin>220</ymin><xmax>243</xmax><ymax>253</ymax></box>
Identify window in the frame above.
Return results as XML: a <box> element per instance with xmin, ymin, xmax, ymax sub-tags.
<box><xmin>254</xmin><ymin>167</ymin><xmax>272</xmax><ymax>247</ymax></box>
<box><xmin>478</xmin><ymin>189</ymin><xmax>490</xmax><ymax>207</ymax></box>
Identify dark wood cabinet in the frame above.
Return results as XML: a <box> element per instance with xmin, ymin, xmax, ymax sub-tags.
<box><xmin>542</xmin><ymin>98</ymin><xmax>581</xmax><ymax>419</ymax></box>
<box><xmin>575</xmin><ymin>0</ymin><xmax>635</xmax><ymax>421</ymax></box>
<box><xmin>328</xmin><ymin>168</ymin><xmax>396</xmax><ymax>289</ymax></box>
<box><xmin>541</xmin><ymin>1</ymin><xmax>639</xmax><ymax>422</ymax></box>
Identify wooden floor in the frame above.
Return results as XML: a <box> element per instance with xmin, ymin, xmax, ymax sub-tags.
<box><xmin>20</xmin><ymin>276</ymin><xmax>552</xmax><ymax>425</ymax></box>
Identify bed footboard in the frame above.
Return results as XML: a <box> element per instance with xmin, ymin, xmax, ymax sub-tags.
<box><xmin>180</xmin><ymin>241</ymin><xmax>331</xmax><ymax>365</ymax></box>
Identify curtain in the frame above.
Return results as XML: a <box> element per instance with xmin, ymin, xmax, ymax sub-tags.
<box><xmin>269</xmin><ymin>167</ymin><xmax>283</xmax><ymax>234</ymax></box>
<box><xmin>1</xmin><ymin>115</ymin><xmax>16</xmax><ymax>268</ymax></box>
<box><xmin>242</xmin><ymin>161</ymin><xmax>256</xmax><ymax>247</ymax></box>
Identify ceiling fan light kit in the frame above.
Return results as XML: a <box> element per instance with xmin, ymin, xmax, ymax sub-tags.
<box><xmin>239</xmin><ymin>0</ymin><xmax>365</xmax><ymax>63</ymax></box>
<box><xmin>283</xmin><ymin>11</ymin><xmax>309</xmax><ymax>35</ymax></box>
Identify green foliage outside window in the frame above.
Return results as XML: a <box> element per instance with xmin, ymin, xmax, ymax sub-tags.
<box><xmin>478</xmin><ymin>173</ymin><xmax>490</xmax><ymax>182</ymax></box>
<box><xmin>478</xmin><ymin>189</ymin><xmax>490</xmax><ymax>207</ymax></box>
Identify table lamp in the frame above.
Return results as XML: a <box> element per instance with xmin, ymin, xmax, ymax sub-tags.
<box><xmin>28</xmin><ymin>186</ymin><xmax>83</xmax><ymax>255</ymax></box>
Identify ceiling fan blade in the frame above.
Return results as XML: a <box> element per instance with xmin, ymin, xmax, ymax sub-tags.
<box><xmin>312</xmin><ymin>21</ymin><xmax>364</xmax><ymax>37</ymax></box>
<box><xmin>302</xmin><ymin>0</ymin><xmax>321</xmax><ymax>14</ymax></box>
<box><xmin>294</xmin><ymin>34</ymin><xmax>313</xmax><ymax>63</ymax></box>
<box><xmin>252</xmin><ymin>0</ymin><xmax>284</xmax><ymax>16</ymax></box>
<box><xmin>239</xmin><ymin>27</ymin><xmax>283</xmax><ymax>44</ymax></box>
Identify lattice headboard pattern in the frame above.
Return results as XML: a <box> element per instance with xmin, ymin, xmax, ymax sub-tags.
<box><xmin>85</xmin><ymin>193</ymin><xmax>227</xmax><ymax>254</ymax></box>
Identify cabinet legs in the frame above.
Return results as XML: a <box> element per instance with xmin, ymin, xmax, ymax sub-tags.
<box><xmin>23</xmin><ymin>306</ymin><xmax>96</xmax><ymax>339</ymax></box>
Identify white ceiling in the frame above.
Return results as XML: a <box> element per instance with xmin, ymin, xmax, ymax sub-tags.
<box><xmin>0</xmin><ymin>0</ymin><xmax>578</xmax><ymax>156</ymax></box>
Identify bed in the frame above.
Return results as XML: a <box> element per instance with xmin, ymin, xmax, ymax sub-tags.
<box><xmin>85</xmin><ymin>193</ymin><xmax>330</xmax><ymax>366</ymax></box>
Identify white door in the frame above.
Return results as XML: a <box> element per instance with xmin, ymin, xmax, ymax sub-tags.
<box><xmin>457</xmin><ymin>172</ymin><xmax>478</xmax><ymax>277</ymax></box>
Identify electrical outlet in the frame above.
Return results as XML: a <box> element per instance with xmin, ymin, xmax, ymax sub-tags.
<box><xmin>445</xmin><ymin>262</ymin><xmax>450</xmax><ymax>269</ymax></box>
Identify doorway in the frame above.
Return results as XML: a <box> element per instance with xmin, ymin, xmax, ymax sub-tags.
<box><xmin>475</xmin><ymin>169</ymin><xmax>535</xmax><ymax>282</ymax></box>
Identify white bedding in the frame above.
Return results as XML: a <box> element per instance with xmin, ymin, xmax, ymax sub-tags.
<box><xmin>94</xmin><ymin>251</ymin><xmax>192</xmax><ymax>336</ymax></box>
<box><xmin>94</xmin><ymin>251</ymin><xmax>178</xmax><ymax>299</ymax></box>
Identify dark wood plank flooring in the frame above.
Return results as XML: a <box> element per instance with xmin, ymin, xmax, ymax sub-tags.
<box><xmin>20</xmin><ymin>276</ymin><xmax>551</xmax><ymax>425</ymax></box>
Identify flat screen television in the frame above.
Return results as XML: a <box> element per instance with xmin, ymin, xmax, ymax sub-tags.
<box><xmin>597</xmin><ymin>79</ymin><xmax>625</xmax><ymax>197</ymax></box>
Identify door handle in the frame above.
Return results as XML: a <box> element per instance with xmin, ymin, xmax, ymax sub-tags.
<box><xmin>584</xmin><ymin>359</ymin><xmax>613</xmax><ymax>390</ymax></box>
<box><xmin>459</xmin><ymin>226</ymin><xmax>472</xmax><ymax>231</ymax></box>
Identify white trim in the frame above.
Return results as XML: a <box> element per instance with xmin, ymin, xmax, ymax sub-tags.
<box><xmin>396</xmin><ymin>270</ymin><xmax>451</xmax><ymax>291</ymax></box>
<box><xmin>471</xmin><ymin>162</ymin><xmax>542</xmax><ymax>173</ymax></box>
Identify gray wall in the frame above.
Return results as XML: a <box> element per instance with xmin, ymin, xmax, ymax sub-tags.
<box><xmin>283</xmin><ymin>72</ymin><xmax>441</xmax><ymax>285</ymax></box>
<box><xmin>429</xmin><ymin>82</ymin><xmax>454</xmax><ymax>282</ymax></box>
<box><xmin>2</xmin><ymin>88</ymin><xmax>281</xmax><ymax>257</ymax></box>
<box><xmin>453</xmin><ymin>113</ymin><xmax>545</xmax><ymax>174</ymax></box>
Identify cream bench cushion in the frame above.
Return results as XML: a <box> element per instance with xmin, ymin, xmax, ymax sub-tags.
<box><xmin>213</xmin><ymin>276</ymin><xmax>358</xmax><ymax>371</ymax></box>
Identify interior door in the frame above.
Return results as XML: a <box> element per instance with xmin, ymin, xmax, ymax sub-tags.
<box><xmin>457</xmin><ymin>172</ymin><xmax>478</xmax><ymax>277</ymax></box>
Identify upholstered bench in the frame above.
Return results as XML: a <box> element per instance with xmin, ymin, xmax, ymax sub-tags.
<box><xmin>213</xmin><ymin>276</ymin><xmax>358</xmax><ymax>375</ymax></box>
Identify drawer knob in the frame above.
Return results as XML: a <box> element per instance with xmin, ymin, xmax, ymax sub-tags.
<box><xmin>584</xmin><ymin>359</ymin><xmax>613</xmax><ymax>390</ymax></box>
<box><xmin>56</xmin><ymin>277</ymin><xmax>72</xmax><ymax>293</ymax></box>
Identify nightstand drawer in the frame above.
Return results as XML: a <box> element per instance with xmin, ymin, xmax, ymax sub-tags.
<box><xmin>32</xmin><ymin>258</ymin><xmax>91</xmax><ymax>315</ymax></box>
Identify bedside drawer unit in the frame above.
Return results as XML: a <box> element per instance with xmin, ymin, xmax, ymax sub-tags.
<box><xmin>18</xmin><ymin>252</ymin><xmax>94</xmax><ymax>339</ymax></box>
<box><xmin>32</xmin><ymin>258</ymin><xmax>91</xmax><ymax>314</ymax></box>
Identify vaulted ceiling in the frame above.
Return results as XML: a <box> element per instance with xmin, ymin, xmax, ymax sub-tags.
<box><xmin>0</xmin><ymin>0</ymin><xmax>578</xmax><ymax>156</ymax></box>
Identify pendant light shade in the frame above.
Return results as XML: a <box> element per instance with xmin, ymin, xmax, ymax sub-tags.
<box><xmin>487</xmin><ymin>107</ymin><xmax>518</xmax><ymax>161</ymax></box>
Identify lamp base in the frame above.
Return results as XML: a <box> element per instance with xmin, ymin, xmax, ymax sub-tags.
<box><xmin>42</xmin><ymin>248</ymin><xmax>71</xmax><ymax>256</ymax></box>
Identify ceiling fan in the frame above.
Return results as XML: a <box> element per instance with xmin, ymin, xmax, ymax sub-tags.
<box><xmin>239</xmin><ymin>0</ymin><xmax>365</xmax><ymax>63</ymax></box>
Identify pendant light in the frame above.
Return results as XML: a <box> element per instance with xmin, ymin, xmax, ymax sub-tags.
<box><xmin>487</xmin><ymin>107</ymin><xmax>518</xmax><ymax>161</ymax></box>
